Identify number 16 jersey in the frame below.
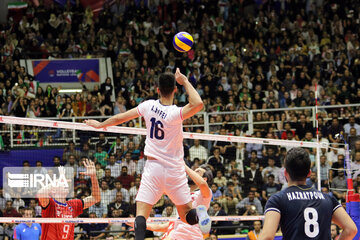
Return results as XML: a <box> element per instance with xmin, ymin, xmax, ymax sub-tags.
<box><xmin>264</xmin><ymin>185</ymin><xmax>341</xmax><ymax>240</ymax></box>
<box><xmin>137</xmin><ymin>99</ymin><xmax>184</xmax><ymax>168</ymax></box>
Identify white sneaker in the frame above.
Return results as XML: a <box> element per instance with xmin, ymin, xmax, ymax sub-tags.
<box><xmin>196</xmin><ymin>205</ymin><xmax>211</xmax><ymax>234</ymax></box>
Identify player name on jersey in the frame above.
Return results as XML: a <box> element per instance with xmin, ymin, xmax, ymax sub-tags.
<box><xmin>286</xmin><ymin>191</ymin><xmax>325</xmax><ymax>201</ymax></box>
<box><xmin>151</xmin><ymin>105</ymin><xmax>168</xmax><ymax>119</ymax></box>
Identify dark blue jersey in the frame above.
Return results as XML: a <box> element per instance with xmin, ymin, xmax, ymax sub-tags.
<box><xmin>264</xmin><ymin>185</ymin><xmax>341</xmax><ymax>240</ymax></box>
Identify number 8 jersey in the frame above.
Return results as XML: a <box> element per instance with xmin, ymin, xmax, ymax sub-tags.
<box><xmin>264</xmin><ymin>185</ymin><xmax>341</xmax><ymax>240</ymax></box>
<box><xmin>137</xmin><ymin>99</ymin><xmax>184</xmax><ymax>168</ymax></box>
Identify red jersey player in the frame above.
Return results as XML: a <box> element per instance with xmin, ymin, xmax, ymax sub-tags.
<box><xmin>36</xmin><ymin>159</ymin><xmax>100</xmax><ymax>240</ymax></box>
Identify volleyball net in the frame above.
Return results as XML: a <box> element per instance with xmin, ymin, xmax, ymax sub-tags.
<box><xmin>0</xmin><ymin>115</ymin><xmax>351</xmax><ymax>239</ymax></box>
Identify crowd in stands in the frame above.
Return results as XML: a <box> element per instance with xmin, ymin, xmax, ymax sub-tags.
<box><xmin>1</xmin><ymin>0</ymin><xmax>360</xmax><ymax>239</ymax></box>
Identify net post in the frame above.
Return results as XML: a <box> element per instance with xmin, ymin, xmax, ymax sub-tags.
<box><xmin>248</xmin><ymin>110</ymin><xmax>254</xmax><ymax>134</ymax></box>
<box><xmin>316</xmin><ymin>143</ymin><xmax>321</xmax><ymax>190</ymax></box>
<box><xmin>10</xmin><ymin>124</ymin><xmax>13</xmax><ymax>148</ymax></box>
<box><xmin>315</xmin><ymin>83</ymin><xmax>321</xmax><ymax>191</ymax></box>
<box><xmin>204</xmin><ymin>112</ymin><xmax>209</xmax><ymax>134</ymax></box>
<box><xmin>312</xmin><ymin>107</ymin><xmax>316</xmax><ymax>128</ymax></box>
<box><xmin>72</xmin><ymin>117</ymin><xmax>76</xmax><ymax>144</ymax></box>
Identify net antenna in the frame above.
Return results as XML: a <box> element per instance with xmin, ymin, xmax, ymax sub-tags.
<box><xmin>334</xmin><ymin>133</ymin><xmax>353</xmax><ymax>190</ymax></box>
<box><xmin>314</xmin><ymin>83</ymin><xmax>321</xmax><ymax>191</ymax></box>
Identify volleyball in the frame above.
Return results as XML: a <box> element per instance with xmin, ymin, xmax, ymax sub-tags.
<box><xmin>173</xmin><ymin>32</ymin><xmax>194</xmax><ymax>52</ymax></box>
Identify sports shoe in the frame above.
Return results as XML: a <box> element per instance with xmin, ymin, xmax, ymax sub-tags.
<box><xmin>196</xmin><ymin>205</ymin><xmax>211</xmax><ymax>234</ymax></box>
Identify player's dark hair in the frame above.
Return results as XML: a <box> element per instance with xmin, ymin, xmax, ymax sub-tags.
<box><xmin>285</xmin><ymin>147</ymin><xmax>311</xmax><ymax>181</ymax></box>
<box><xmin>199</xmin><ymin>164</ymin><xmax>213</xmax><ymax>185</ymax></box>
<box><xmin>158</xmin><ymin>73</ymin><xmax>176</xmax><ymax>97</ymax></box>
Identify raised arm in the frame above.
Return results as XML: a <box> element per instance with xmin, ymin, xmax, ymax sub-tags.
<box><xmin>85</xmin><ymin>108</ymin><xmax>139</xmax><ymax>129</ymax></box>
<box><xmin>185</xmin><ymin>165</ymin><xmax>211</xmax><ymax>198</ymax></box>
<box><xmin>81</xmin><ymin>159</ymin><xmax>101</xmax><ymax>209</ymax></box>
<box><xmin>175</xmin><ymin>68</ymin><xmax>203</xmax><ymax>120</ymax></box>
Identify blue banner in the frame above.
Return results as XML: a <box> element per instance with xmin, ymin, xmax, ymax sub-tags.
<box><xmin>32</xmin><ymin>59</ymin><xmax>100</xmax><ymax>83</ymax></box>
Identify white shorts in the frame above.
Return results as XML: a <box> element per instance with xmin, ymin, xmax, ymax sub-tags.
<box><xmin>136</xmin><ymin>160</ymin><xmax>191</xmax><ymax>206</ymax></box>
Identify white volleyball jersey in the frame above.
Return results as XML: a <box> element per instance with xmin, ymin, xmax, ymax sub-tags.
<box><xmin>171</xmin><ymin>189</ymin><xmax>212</xmax><ymax>240</ymax></box>
<box><xmin>137</xmin><ymin>99</ymin><xmax>184</xmax><ymax>168</ymax></box>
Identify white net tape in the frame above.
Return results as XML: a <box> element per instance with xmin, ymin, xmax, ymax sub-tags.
<box><xmin>0</xmin><ymin>216</ymin><xmax>264</xmax><ymax>224</ymax></box>
<box><xmin>0</xmin><ymin>116</ymin><xmax>326</xmax><ymax>148</ymax></box>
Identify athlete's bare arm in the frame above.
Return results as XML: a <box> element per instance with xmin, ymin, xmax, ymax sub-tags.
<box><xmin>332</xmin><ymin>207</ymin><xmax>357</xmax><ymax>240</ymax></box>
<box><xmin>258</xmin><ymin>211</ymin><xmax>280</xmax><ymax>240</ymax></box>
<box><xmin>175</xmin><ymin>68</ymin><xmax>203</xmax><ymax>120</ymax></box>
<box><xmin>82</xmin><ymin>159</ymin><xmax>101</xmax><ymax>209</ymax></box>
<box><xmin>185</xmin><ymin>165</ymin><xmax>211</xmax><ymax>198</ymax></box>
<box><xmin>84</xmin><ymin>108</ymin><xmax>139</xmax><ymax>129</ymax></box>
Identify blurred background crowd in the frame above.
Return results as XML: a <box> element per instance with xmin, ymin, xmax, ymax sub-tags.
<box><xmin>1</xmin><ymin>0</ymin><xmax>360</xmax><ymax>239</ymax></box>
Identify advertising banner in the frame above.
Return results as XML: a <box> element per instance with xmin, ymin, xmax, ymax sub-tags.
<box><xmin>32</xmin><ymin>59</ymin><xmax>100</xmax><ymax>83</ymax></box>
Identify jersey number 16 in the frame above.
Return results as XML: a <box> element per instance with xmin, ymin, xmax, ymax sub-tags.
<box><xmin>150</xmin><ymin>117</ymin><xmax>164</xmax><ymax>140</ymax></box>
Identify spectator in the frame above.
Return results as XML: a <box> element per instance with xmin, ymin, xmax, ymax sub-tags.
<box><xmin>189</xmin><ymin>139</ymin><xmax>209</xmax><ymax>163</ymax></box>
<box><xmin>344</xmin><ymin>116</ymin><xmax>360</xmax><ymax>137</ymax></box>
<box><xmin>80</xmin><ymin>143</ymin><xmax>95</xmax><ymax>160</ymax></box>
<box><xmin>65</xmin><ymin>154</ymin><xmax>78</xmax><ymax>174</ymax></box>
<box><xmin>100</xmin><ymin>180</ymin><xmax>113</xmax><ymax>206</ymax></box>
<box><xmin>211</xmin><ymin>202</ymin><xmax>234</xmax><ymax>235</ymax></box>
<box><xmin>306</xmin><ymin>172</ymin><xmax>318</xmax><ymax>189</ymax></box>
<box><xmin>29</xmin><ymin>199</ymin><xmax>42</xmax><ymax>217</ymax></box>
<box><xmin>3</xmin><ymin>200</ymin><xmax>22</xmax><ymax>217</ymax></box>
<box><xmin>161</xmin><ymin>205</ymin><xmax>177</xmax><ymax>218</ymax></box>
<box><xmin>328</xmin><ymin>118</ymin><xmax>344</xmax><ymax>143</ymax></box>
<box><xmin>236</xmin><ymin>191</ymin><xmax>263</xmax><ymax>215</ymax></box>
<box><xmin>331</xmin><ymin>168</ymin><xmax>347</xmax><ymax>200</ymax></box>
<box><xmin>95</xmin><ymin>162</ymin><xmax>105</xmax><ymax>180</ymax></box>
<box><xmin>94</xmin><ymin>146</ymin><xmax>108</xmax><ymax>167</ymax></box>
<box><xmin>331</xmin><ymin>224</ymin><xmax>340</xmax><ymax>240</ymax></box>
<box><xmin>108</xmin><ymin>192</ymin><xmax>130</xmax><ymax>217</ymax></box>
<box><xmin>62</xmin><ymin>142</ymin><xmax>81</xmax><ymax>162</ymax></box>
<box><xmin>262</xmin><ymin>158</ymin><xmax>280</xmax><ymax>184</ymax></box>
<box><xmin>53</xmin><ymin>156</ymin><xmax>61</xmax><ymax>167</ymax></box>
<box><xmin>81</xmin><ymin>212</ymin><xmax>107</xmax><ymax>239</ymax></box>
<box><xmin>107</xmin><ymin>209</ymin><xmax>127</xmax><ymax>239</ymax></box>
<box><xmin>101</xmin><ymin>169</ymin><xmax>116</xmax><ymax>190</ymax></box>
<box><xmin>106</xmin><ymin>154</ymin><xmax>121</xmax><ymax>178</ymax></box>
<box><xmin>351</xmin><ymin>151</ymin><xmax>360</xmax><ymax>173</ymax></box>
<box><xmin>111</xmin><ymin>180</ymin><xmax>130</xmax><ymax>204</ymax></box>
<box><xmin>329</xmin><ymin>154</ymin><xmax>345</xmax><ymax>181</ymax></box>
<box><xmin>312</xmin><ymin>155</ymin><xmax>331</xmax><ymax>186</ymax></box>
<box><xmin>247</xmin><ymin>220</ymin><xmax>262</xmax><ymax>240</ymax></box>
<box><xmin>213</xmin><ymin>170</ymin><xmax>227</xmax><ymax>189</ymax></box>
<box><xmin>295</xmin><ymin>114</ymin><xmax>313</xmax><ymax>140</ymax></box>
<box><xmin>244</xmin><ymin>161</ymin><xmax>264</xmax><ymax>193</ymax></box>
<box><xmin>207</xmin><ymin>148</ymin><xmax>225</xmax><ymax>175</ymax></box>
<box><xmin>120</xmin><ymin>152</ymin><xmax>136</xmax><ymax>176</ymax></box>
<box><xmin>210</xmin><ymin>183</ymin><xmax>222</xmax><ymax>201</ymax></box>
<box><xmin>261</xmin><ymin>174</ymin><xmax>282</xmax><ymax>203</ymax></box>
<box><xmin>116</xmin><ymin>166</ymin><xmax>134</xmax><ymax>190</ymax></box>
<box><xmin>88</xmin><ymin>203</ymin><xmax>108</xmax><ymax>218</ymax></box>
